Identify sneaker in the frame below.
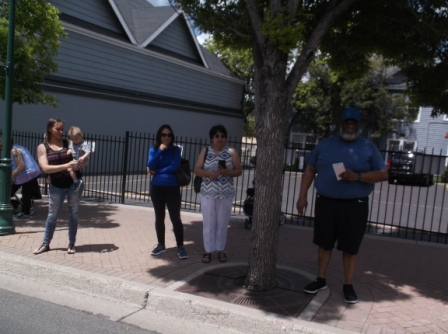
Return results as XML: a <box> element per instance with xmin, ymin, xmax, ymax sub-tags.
<box><xmin>304</xmin><ymin>277</ymin><xmax>327</xmax><ymax>293</ymax></box>
<box><xmin>73</xmin><ymin>179</ymin><xmax>83</xmax><ymax>192</ymax></box>
<box><xmin>151</xmin><ymin>243</ymin><xmax>166</xmax><ymax>256</ymax></box>
<box><xmin>177</xmin><ymin>245</ymin><xmax>189</xmax><ymax>259</ymax></box>
<box><xmin>13</xmin><ymin>213</ymin><xmax>30</xmax><ymax>221</ymax></box>
<box><xmin>343</xmin><ymin>284</ymin><xmax>358</xmax><ymax>304</ymax></box>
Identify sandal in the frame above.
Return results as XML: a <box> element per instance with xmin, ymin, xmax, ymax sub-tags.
<box><xmin>33</xmin><ymin>243</ymin><xmax>50</xmax><ymax>255</ymax></box>
<box><xmin>67</xmin><ymin>244</ymin><xmax>76</xmax><ymax>254</ymax></box>
<box><xmin>218</xmin><ymin>252</ymin><xmax>227</xmax><ymax>263</ymax></box>
<box><xmin>202</xmin><ymin>253</ymin><xmax>211</xmax><ymax>263</ymax></box>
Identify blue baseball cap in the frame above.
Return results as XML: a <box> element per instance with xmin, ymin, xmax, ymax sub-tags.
<box><xmin>342</xmin><ymin>108</ymin><xmax>361</xmax><ymax>122</ymax></box>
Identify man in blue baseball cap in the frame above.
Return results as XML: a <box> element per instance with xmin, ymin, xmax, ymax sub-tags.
<box><xmin>296</xmin><ymin>107</ymin><xmax>388</xmax><ymax>304</ymax></box>
<box><xmin>341</xmin><ymin>107</ymin><xmax>361</xmax><ymax>122</ymax></box>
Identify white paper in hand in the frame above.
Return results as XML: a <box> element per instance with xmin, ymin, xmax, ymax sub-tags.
<box><xmin>332</xmin><ymin>162</ymin><xmax>346</xmax><ymax>180</ymax></box>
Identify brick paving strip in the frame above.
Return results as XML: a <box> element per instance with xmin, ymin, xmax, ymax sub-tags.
<box><xmin>1</xmin><ymin>200</ymin><xmax>448</xmax><ymax>333</ymax></box>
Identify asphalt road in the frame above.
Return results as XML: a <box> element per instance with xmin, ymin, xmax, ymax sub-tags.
<box><xmin>0</xmin><ymin>288</ymin><xmax>155</xmax><ymax>334</ymax></box>
<box><xmin>43</xmin><ymin>170</ymin><xmax>448</xmax><ymax>234</ymax></box>
<box><xmin>0</xmin><ymin>269</ymin><xmax>238</xmax><ymax>334</ymax></box>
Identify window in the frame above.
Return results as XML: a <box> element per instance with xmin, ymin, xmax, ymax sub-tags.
<box><xmin>291</xmin><ymin>133</ymin><xmax>317</xmax><ymax>150</ymax></box>
<box><xmin>387</xmin><ymin>138</ymin><xmax>417</xmax><ymax>152</ymax></box>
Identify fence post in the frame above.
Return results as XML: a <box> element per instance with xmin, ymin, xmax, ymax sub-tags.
<box><xmin>121</xmin><ymin>131</ymin><xmax>130</xmax><ymax>204</ymax></box>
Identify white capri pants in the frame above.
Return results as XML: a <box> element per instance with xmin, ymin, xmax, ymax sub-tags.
<box><xmin>200</xmin><ymin>196</ymin><xmax>233</xmax><ymax>253</ymax></box>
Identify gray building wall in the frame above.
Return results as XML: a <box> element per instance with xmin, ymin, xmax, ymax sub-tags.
<box><xmin>54</xmin><ymin>29</ymin><xmax>243</xmax><ymax>111</ymax></box>
<box><xmin>149</xmin><ymin>17</ymin><xmax>201</xmax><ymax>62</ymax></box>
<box><xmin>1</xmin><ymin>0</ymin><xmax>245</xmax><ymax>146</ymax></box>
<box><xmin>51</xmin><ymin>0</ymin><xmax>124</xmax><ymax>34</ymax></box>
<box><xmin>1</xmin><ymin>92</ymin><xmax>244</xmax><ymax>141</ymax></box>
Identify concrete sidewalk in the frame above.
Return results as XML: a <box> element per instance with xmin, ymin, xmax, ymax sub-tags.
<box><xmin>1</xmin><ymin>200</ymin><xmax>447</xmax><ymax>333</ymax></box>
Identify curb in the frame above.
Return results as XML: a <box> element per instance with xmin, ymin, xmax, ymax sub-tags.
<box><xmin>0</xmin><ymin>251</ymin><xmax>152</xmax><ymax>307</ymax></box>
<box><xmin>0</xmin><ymin>250</ymin><xmax>351</xmax><ymax>334</ymax></box>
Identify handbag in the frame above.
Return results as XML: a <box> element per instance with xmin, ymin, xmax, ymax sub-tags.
<box><xmin>177</xmin><ymin>158</ymin><xmax>191</xmax><ymax>186</ymax></box>
<box><xmin>194</xmin><ymin>147</ymin><xmax>208</xmax><ymax>193</ymax></box>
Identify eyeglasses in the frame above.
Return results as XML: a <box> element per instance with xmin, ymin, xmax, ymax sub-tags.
<box><xmin>161</xmin><ymin>133</ymin><xmax>172</xmax><ymax>138</ymax></box>
<box><xmin>214</xmin><ymin>134</ymin><xmax>227</xmax><ymax>139</ymax></box>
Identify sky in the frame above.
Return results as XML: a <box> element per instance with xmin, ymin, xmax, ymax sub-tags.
<box><xmin>147</xmin><ymin>0</ymin><xmax>210</xmax><ymax>45</ymax></box>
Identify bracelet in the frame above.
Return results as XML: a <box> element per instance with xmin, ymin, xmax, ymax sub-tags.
<box><xmin>357</xmin><ymin>173</ymin><xmax>362</xmax><ymax>181</ymax></box>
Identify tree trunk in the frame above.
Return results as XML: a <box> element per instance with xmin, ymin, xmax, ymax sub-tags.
<box><xmin>245</xmin><ymin>45</ymin><xmax>289</xmax><ymax>290</ymax></box>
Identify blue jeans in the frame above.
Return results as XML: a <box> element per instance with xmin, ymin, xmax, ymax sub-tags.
<box><xmin>43</xmin><ymin>182</ymin><xmax>84</xmax><ymax>245</ymax></box>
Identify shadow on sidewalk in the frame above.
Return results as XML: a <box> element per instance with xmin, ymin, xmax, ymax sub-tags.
<box><xmin>143</xmin><ymin>214</ymin><xmax>448</xmax><ymax>323</ymax></box>
<box><xmin>51</xmin><ymin>243</ymin><xmax>119</xmax><ymax>253</ymax></box>
<box><xmin>12</xmin><ymin>201</ymin><xmax>121</xmax><ymax>231</ymax></box>
<box><xmin>145</xmin><ymin>218</ymin><xmax>252</xmax><ymax>277</ymax></box>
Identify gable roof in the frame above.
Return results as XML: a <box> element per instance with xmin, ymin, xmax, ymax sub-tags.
<box><xmin>133</xmin><ymin>7</ymin><xmax>178</xmax><ymax>45</ymax></box>
<box><xmin>200</xmin><ymin>46</ymin><xmax>237</xmax><ymax>78</ymax></box>
<box><xmin>109</xmin><ymin>0</ymin><xmax>208</xmax><ymax>68</ymax></box>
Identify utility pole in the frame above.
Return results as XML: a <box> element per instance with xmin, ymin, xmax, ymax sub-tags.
<box><xmin>0</xmin><ymin>0</ymin><xmax>16</xmax><ymax>235</ymax></box>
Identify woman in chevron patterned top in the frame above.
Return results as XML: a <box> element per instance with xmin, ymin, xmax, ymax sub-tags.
<box><xmin>194</xmin><ymin>125</ymin><xmax>242</xmax><ymax>264</ymax></box>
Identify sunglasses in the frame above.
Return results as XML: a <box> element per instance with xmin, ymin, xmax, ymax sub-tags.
<box><xmin>214</xmin><ymin>134</ymin><xmax>227</xmax><ymax>139</ymax></box>
<box><xmin>161</xmin><ymin>133</ymin><xmax>172</xmax><ymax>138</ymax></box>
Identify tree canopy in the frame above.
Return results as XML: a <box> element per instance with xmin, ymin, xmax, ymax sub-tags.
<box><xmin>0</xmin><ymin>0</ymin><xmax>66</xmax><ymax>106</ymax></box>
<box><xmin>320</xmin><ymin>1</ymin><xmax>448</xmax><ymax>116</ymax></box>
<box><xmin>204</xmin><ymin>39</ymin><xmax>256</xmax><ymax>136</ymax></box>
<box><xmin>171</xmin><ymin>0</ymin><xmax>448</xmax><ymax>290</ymax></box>
<box><xmin>291</xmin><ymin>57</ymin><xmax>418</xmax><ymax>140</ymax></box>
<box><xmin>204</xmin><ymin>38</ymin><xmax>417</xmax><ymax>140</ymax></box>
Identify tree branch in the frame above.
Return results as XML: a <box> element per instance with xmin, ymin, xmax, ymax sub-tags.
<box><xmin>286</xmin><ymin>0</ymin><xmax>361</xmax><ymax>98</ymax></box>
<box><xmin>245</xmin><ymin>0</ymin><xmax>265</xmax><ymax>50</ymax></box>
<box><xmin>270</xmin><ymin>0</ymin><xmax>282</xmax><ymax>13</ymax></box>
<box><xmin>287</xmin><ymin>0</ymin><xmax>300</xmax><ymax>16</ymax></box>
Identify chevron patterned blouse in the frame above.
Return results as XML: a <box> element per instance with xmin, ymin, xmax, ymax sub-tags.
<box><xmin>200</xmin><ymin>145</ymin><xmax>235</xmax><ymax>199</ymax></box>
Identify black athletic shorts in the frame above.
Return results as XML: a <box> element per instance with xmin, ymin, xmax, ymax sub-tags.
<box><xmin>313</xmin><ymin>194</ymin><xmax>369</xmax><ymax>255</ymax></box>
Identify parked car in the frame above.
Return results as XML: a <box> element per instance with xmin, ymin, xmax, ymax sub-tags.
<box><xmin>387</xmin><ymin>151</ymin><xmax>434</xmax><ymax>186</ymax></box>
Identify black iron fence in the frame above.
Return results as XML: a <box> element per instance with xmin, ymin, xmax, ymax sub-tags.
<box><xmin>5</xmin><ymin>130</ymin><xmax>448</xmax><ymax>244</ymax></box>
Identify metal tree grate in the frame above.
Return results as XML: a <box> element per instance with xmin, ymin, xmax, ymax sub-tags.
<box><xmin>176</xmin><ymin>265</ymin><xmax>314</xmax><ymax>317</ymax></box>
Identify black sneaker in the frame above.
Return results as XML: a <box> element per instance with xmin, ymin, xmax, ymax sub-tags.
<box><xmin>177</xmin><ymin>246</ymin><xmax>189</xmax><ymax>259</ymax></box>
<box><xmin>304</xmin><ymin>277</ymin><xmax>327</xmax><ymax>293</ymax></box>
<box><xmin>343</xmin><ymin>284</ymin><xmax>358</xmax><ymax>304</ymax></box>
<box><xmin>151</xmin><ymin>243</ymin><xmax>166</xmax><ymax>256</ymax></box>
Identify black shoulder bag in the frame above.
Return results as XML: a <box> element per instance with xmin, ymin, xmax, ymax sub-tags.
<box><xmin>193</xmin><ymin>147</ymin><xmax>208</xmax><ymax>193</ymax></box>
<box><xmin>176</xmin><ymin>146</ymin><xmax>191</xmax><ymax>186</ymax></box>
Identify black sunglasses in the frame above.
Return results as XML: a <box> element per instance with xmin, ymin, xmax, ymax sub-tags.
<box><xmin>214</xmin><ymin>134</ymin><xmax>227</xmax><ymax>139</ymax></box>
<box><xmin>161</xmin><ymin>133</ymin><xmax>172</xmax><ymax>138</ymax></box>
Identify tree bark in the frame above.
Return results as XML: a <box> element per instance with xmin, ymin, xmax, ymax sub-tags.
<box><xmin>243</xmin><ymin>0</ymin><xmax>361</xmax><ymax>291</ymax></box>
<box><xmin>245</xmin><ymin>44</ymin><xmax>289</xmax><ymax>290</ymax></box>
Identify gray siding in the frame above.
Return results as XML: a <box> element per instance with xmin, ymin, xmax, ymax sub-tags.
<box><xmin>50</xmin><ymin>0</ymin><xmax>123</xmax><ymax>35</ymax></box>
<box><xmin>54</xmin><ymin>30</ymin><xmax>243</xmax><ymax>110</ymax></box>
<box><xmin>411</xmin><ymin>107</ymin><xmax>448</xmax><ymax>154</ymax></box>
<box><xmin>1</xmin><ymin>93</ymin><xmax>243</xmax><ymax>140</ymax></box>
<box><xmin>149</xmin><ymin>17</ymin><xmax>200</xmax><ymax>62</ymax></box>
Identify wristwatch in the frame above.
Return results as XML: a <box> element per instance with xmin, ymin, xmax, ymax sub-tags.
<box><xmin>357</xmin><ymin>173</ymin><xmax>362</xmax><ymax>181</ymax></box>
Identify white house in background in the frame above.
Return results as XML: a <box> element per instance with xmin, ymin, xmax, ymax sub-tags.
<box><xmin>384</xmin><ymin>69</ymin><xmax>448</xmax><ymax>160</ymax></box>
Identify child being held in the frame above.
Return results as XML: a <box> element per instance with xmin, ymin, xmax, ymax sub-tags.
<box><xmin>67</xmin><ymin>126</ymin><xmax>91</xmax><ymax>191</ymax></box>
